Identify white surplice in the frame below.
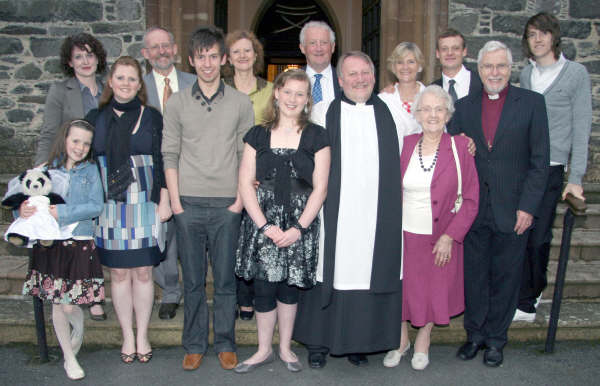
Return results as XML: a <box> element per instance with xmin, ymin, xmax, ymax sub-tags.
<box><xmin>324</xmin><ymin>101</ymin><xmax>380</xmax><ymax>290</ymax></box>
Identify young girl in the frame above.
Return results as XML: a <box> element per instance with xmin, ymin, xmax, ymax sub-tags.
<box><xmin>21</xmin><ymin>119</ymin><xmax>104</xmax><ymax>380</ymax></box>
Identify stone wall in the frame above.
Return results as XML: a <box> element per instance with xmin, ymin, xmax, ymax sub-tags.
<box><xmin>0</xmin><ymin>0</ymin><xmax>598</xmax><ymax>182</ymax></box>
<box><xmin>0</xmin><ymin>0</ymin><xmax>145</xmax><ymax>174</ymax></box>
<box><xmin>449</xmin><ymin>0</ymin><xmax>600</xmax><ymax>182</ymax></box>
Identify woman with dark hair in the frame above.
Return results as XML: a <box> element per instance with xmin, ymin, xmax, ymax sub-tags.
<box><xmin>34</xmin><ymin>32</ymin><xmax>107</xmax><ymax>320</ymax></box>
<box><xmin>224</xmin><ymin>30</ymin><xmax>274</xmax><ymax>321</ymax></box>
<box><xmin>234</xmin><ymin>69</ymin><xmax>330</xmax><ymax>373</ymax></box>
<box><xmin>86</xmin><ymin>56</ymin><xmax>171</xmax><ymax>364</ymax></box>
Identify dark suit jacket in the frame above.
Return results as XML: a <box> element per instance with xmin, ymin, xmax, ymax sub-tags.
<box><xmin>303</xmin><ymin>65</ymin><xmax>342</xmax><ymax>99</ymax></box>
<box><xmin>143</xmin><ymin>69</ymin><xmax>196</xmax><ymax>112</ymax></box>
<box><xmin>432</xmin><ymin>70</ymin><xmax>482</xmax><ymax>101</ymax></box>
<box><xmin>448</xmin><ymin>85</ymin><xmax>549</xmax><ymax>233</ymax></box>
<box><xmin>35</xmin><ymin>77</ymin><xmax>89</xmax><ymax>165</ymax></box>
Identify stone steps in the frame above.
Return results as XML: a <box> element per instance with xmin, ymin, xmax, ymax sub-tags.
<box><xmin>2</xmin><ymin>255</ymin><xmax>599</xmax><ymax>301</ymax></box>
<box><xmin>0</xmin><ymin>296</ymin><xmax>598</xmax><ymax>347</ymax></box>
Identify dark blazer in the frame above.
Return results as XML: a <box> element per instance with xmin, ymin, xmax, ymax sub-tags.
<box><xmin>401</xmin><ymin>133</ymin><xmax>479</xmax><ymax>245</ymax></box>
<box><xmin>302</xmin><ymin>65</ymin><xmax>342</xmax><ymax>99</ymax></box>
<box><xmin>35</xmin><ymin>77</ymin><xmax>88</xmax><ymax>165</ymax></box>
<box><xmin>448</xmin><ymin>85</ymin><xmax>549</xmax><ymax>233</ymax></box>
<box><xmin>432</xmin><ymin>70</ymin><xmax>483</xmax><ymax>100</ymax></box>
<box><xmin>143</xmin><ymin>69</ymin><xmax>197</xmax><ymax>112</ymax></box>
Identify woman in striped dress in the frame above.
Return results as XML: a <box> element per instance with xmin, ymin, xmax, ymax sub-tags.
<box><xmin>86</xmin><ymin>56</ymin><xmax>171</xmax><ymax>363</ymax></box>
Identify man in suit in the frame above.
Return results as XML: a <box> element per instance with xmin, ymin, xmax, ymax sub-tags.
<box><xmin>141</xmin><ymin>26</ymin><xmax>196</xmax><ymax>320</ymax></box>
<box><xmin>431</xmin><ymin>29</ymin><xmax>482</xmax><ymax>102</ymax></box>
<box><xmin>448</xmin><ymin>41</ymin><xmax>549</xmax><ymax>367</ymax></box>
<box><xmin>299</xmin><ymin>21</ymin><xmax>341</xmax><ymax>125</ymax></box>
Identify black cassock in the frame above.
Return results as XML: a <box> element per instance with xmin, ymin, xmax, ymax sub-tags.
<box><xmin>293</xmin><ymin>93</ymin><xmax>403</xmax><ymax>355</ymax></box>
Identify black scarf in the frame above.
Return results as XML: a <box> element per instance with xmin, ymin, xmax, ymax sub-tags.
<box><xmin>105</xmin><ymin>97</ymin><xmax>142</xmax><ymax>202</ymax></box>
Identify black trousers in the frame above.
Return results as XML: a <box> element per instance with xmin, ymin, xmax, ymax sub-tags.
<box><xmin>518</xmin><ymin>166</ymin><xmax>564</xmax><ymax>313</ymax></box>
<box><xmin>463</xmin><ymin>201</ymin><xmax>529</xmax><ymax>349</ymax></box>
<box><xmin>236</xmin><ymin>277</ymin><xmax>254</xmax><ymax>308</ymax></box>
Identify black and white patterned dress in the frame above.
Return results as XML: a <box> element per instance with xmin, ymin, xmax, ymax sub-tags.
<box><xmin>235</xmin><ymin>124</ymin><xmax>329</xmax><ymax>288</ymax></box>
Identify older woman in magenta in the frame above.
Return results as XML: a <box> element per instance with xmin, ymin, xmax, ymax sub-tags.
<box><xmin>384</xmin><ymin>85</ymin><xmax>479</xmax><ymax>370</ymax></box>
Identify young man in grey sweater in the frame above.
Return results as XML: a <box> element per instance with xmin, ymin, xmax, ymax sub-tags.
<box><xmin>514</xmin><ymin>12</ymin><xmax>592</xmax><ymax>322</ymax></box>
<box><xmin>162</xmin><ymin>25</ymin><xmax>254</xmax><ymax>370</ymax></box>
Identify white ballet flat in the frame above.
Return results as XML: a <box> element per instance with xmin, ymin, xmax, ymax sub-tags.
<box><xmin>411</xmin><ymin>352</ymin><xmax>429</xmax><ymax>370</ymax></box>
<box><xmin>383</xmin><ymin>342</ymin><xmax>411</xmax><ymax>368</ymax></box>
<box><xmin>64</xmin><ymin>359</ymin><xmax>85</xmax><ymax>380</ymax></box>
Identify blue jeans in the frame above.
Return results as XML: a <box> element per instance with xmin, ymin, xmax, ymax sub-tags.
<box><xmin>174</xmin><ymin>197</ymin><xmax>241</xmax><ymax>354</ymax></box>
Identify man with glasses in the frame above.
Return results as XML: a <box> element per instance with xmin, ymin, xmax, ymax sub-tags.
<box><xmin>448</xmin><ymin>41</ymin><xmax>549</xmax><ymax>367</ymax></box>
<box><xmin>141</xmin><ymin>26</ymin><xmax>196</xmax><ymax>320</ymax></box>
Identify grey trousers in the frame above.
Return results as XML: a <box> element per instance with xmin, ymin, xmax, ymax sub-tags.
<box><xmin>175</xmin><ymin>197</ymin><xmax>241</xmax><ymax>354</ymax></box>
<box><xmin>153</xmin><ymin>218</ymin><xmax>182</xmax><ymax>304</ymax></box>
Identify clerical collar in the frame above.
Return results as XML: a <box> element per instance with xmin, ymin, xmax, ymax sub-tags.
<box><xmin>341</xmin><ymin>92</ymin><xmax>376</xmax><ymax>106</ymax></box>
<box><xmin>484</xmin><ymin>85</ymin><xmax>509</xmax><ymax>100</ymax></box>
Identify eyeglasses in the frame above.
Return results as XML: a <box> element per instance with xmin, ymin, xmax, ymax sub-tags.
<box><xmin>480</xmin><ymin>63</ymin><xmax>509</xmax><ymax>72</ymax></box>
<box><xmin>146</xmin><ymin>43</ymin><xmax>173</xmax><ymax>52</ymax></box>
<box><xmin>416</xmin><ymin>106</ymin><xmax>447</xmax><ymax>115</ymax></box>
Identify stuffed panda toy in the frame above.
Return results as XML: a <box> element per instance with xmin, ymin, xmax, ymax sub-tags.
<box><xmin>2</xmin><ymin>169</ymin><xmax>74</xmax><ymax>247</ymax></box>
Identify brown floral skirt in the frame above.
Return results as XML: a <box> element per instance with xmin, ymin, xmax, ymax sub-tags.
<box><xmin>22</xmin><ymin>239</ymin><xmax>105</xmax><ymax>305</ymax></box>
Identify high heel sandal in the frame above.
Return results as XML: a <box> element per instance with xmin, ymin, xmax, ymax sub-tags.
<box><xmin>137</xmin><ymin>351</ymin><xmax>153</xmax><ymax>363</ymax></box>
<box><xmin>120</xmin><ymin>352</ymin><xmax>136</xmax><ymax>364</ymax></box>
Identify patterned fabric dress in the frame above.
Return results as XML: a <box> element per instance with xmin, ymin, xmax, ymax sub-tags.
<box><xmin>95</xmin><ymin>154</ymin><xmax>161</xmax><ymax>268</ymax></box>
<box><xmin>236</xmin><ymin>149</ymin><xmax>319</xmax><ymax>288</ymax></box>
<box><xmin>23</xmin><ymin>240</ymin><xmax>105</xmax><ymax>304</ymax></box>
<box><xmin>235</xmin><ymin>124</ymin><xmax>329</xmax><ymax>288</ymax></box>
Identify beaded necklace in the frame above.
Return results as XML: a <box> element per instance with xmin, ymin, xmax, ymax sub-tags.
<box><xmin>418</xmin><ymin>137</ymin><xmax>440</xmax><ymax>172</ymax></box>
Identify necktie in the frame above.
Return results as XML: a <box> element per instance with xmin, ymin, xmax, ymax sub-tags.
<box><xmin>448</xmin><ymin>79</ymin><xmax>458</xmax><ymax>103</ymax></box>
<box><xmin>313</xmin><ymin>74</ymin><xmax>323</xmax><ymax>104</ymax></box>
<box><xmin>163</xmin><ymin>77</ymin><xmax>173</xmax><ymax>113</ymax></box>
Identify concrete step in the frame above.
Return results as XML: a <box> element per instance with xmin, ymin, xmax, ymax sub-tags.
<box><xmin>550</xmin><ymin>228</ymin><xmax>600</xmax><ymax>261</ymax></box>
<box><xmin>554</xmin><ymin>203</ymin><xmax>600</xmax><ymax>229</ymax></box>
<box><xmin>0</xmin><ymin>296</ymin><xmax>598</xmax><ymax>346</ymax></box>
<box><xmin>2</xmin><ymin>255</ymin><xmax>600</xmax><ymax>301</ymax></box>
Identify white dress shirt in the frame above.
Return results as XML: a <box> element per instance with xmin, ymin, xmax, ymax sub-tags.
<box><xmin>442</xmin><ymin>65</ymin><xmax>471</xmax><ymax>100</ymax></box>
<box><xmin>153</xmin><ymin>68</ymin><xmax>179</xmax><ymax>113</ymax></box>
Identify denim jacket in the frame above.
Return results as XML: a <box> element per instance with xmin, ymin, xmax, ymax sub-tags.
<box><xmin>55</xmin><ymin>161</ymin><xmax>104</xmax><ymax>237</ymax></box>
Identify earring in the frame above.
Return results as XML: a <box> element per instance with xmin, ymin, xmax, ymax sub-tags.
<box><xmin>274</xmin><ymin>99</ymin><xmax>279</xmax><ymax>108</ymax></box>
<box><xmin>303</xmin><ymin>104</ymin><xmax>308</xmax><ymax>114</ymax></box>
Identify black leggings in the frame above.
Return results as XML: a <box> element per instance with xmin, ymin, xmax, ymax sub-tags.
<box><xmin>253</xmin><ymin>279</ymin><xmax>298</xmax><ymax>312</ymax></box>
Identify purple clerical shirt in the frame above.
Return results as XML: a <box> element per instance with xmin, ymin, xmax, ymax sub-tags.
<box><xmin>481</xmin><ymin>86</ymin><xmax>509</xmax><ymax>150</ymax></box>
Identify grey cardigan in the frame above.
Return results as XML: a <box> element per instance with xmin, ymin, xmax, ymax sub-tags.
<box><xmin>520</xmin><ymin>59</ymin><xmax>592</xmax><ymax>185</ymax></box>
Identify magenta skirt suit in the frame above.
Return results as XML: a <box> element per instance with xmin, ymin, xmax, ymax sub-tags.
<box><xmin>400</xmin><ymin>133</ymin><xmax>479</xmax><ymax>326</ymax></box>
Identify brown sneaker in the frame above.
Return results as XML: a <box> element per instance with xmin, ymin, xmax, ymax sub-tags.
<box><xmin>182</xmin><ymin>353</ymin><xmax>203</xmax><ymax>370</ymax></box>
<box><xmin>218</xmin><ymin>351</ymin><xmax>238</xmax><ymax>370</ymax></box>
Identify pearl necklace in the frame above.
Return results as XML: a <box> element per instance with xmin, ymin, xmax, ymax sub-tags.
<box><xmin>418</xmin><ymin>137</ymin><xmax>440</xmax><ymax>172</ymax></box>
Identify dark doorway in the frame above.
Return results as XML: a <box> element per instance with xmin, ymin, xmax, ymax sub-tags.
<box><xmin>254</xmin><ymin>0</ymin><xmax>338</xmax><ymax>81</ymax></box>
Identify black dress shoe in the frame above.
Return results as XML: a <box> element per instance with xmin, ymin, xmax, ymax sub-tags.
<box><xmin>308</xmin><ymin>352</ymin><xmax>327</xmax><ymax>369</ymax></box>
<box><xmin>347</xmin><ymin>354</ymin><xmax>368</xmax><ymax>366</ymax></box>
<box><xmin>457</xmin><ymin>341</ymin><xmax>483</xmax><ymax>360</ymax></box>
<box><xmin>483</xmin><ymin>347</ymin><xmax>503</xmax><ymax>367</ymax></box>
<box><xmin>239</xmin><ymin>309</ymin><xmax>254</xmax><ymax>321</ymax></box>
<box><xmin>158</xmin><ymin>303</ymin><xmax>178</xmax><ymax>319</ymax></box>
